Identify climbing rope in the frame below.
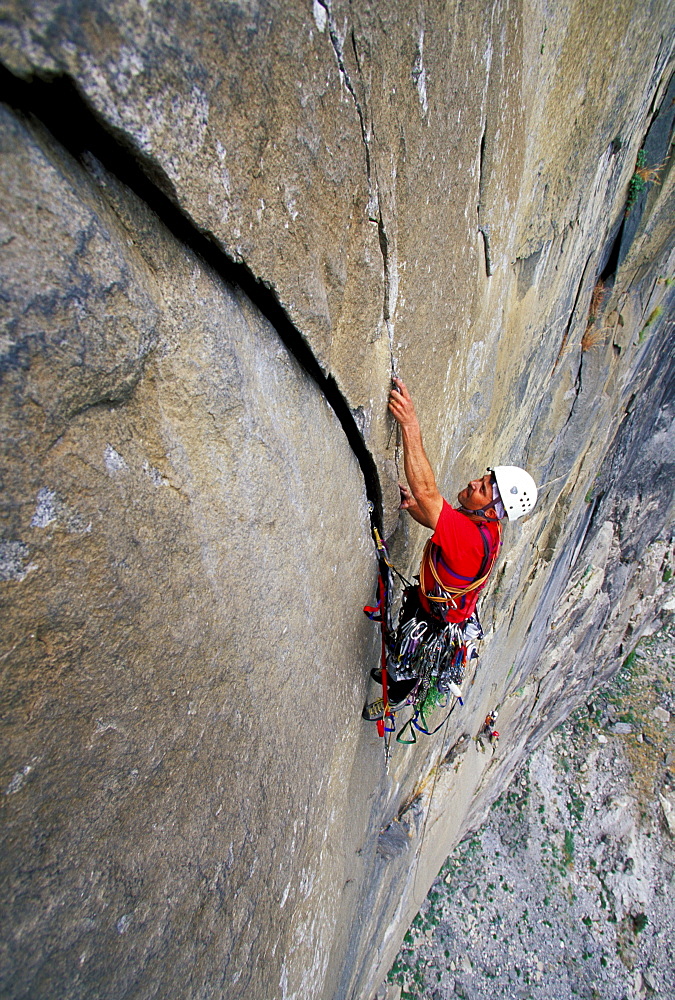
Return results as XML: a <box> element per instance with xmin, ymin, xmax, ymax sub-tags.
<box><xmin>363</xmin><ymin>526</ymin><xmax>399</xmax><ymax>769</ymax></box>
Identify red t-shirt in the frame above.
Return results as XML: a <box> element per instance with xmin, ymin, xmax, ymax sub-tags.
<box><xmin>418</xmin><ymin>500</ymin><xmax>501</xmax><ymax>623</ymax></box>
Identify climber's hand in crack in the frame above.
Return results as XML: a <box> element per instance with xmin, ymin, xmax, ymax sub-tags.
<box><xmin>398</xmin><ymin>483</ymin><xmax>416</xmax><ymax>510</ymax></box>
<box><xmin>388</xmin><ymin>378</ymin><xmax>419</xmax><ymax>430</ymax></box>
<box><xmin>398</xmin><ymin>483</ymin><xmax>427</xmax><ymax>524</ymax></box>
<box><xmin>399</xmin><ymin>483</ymin><xmax>413</xmax><ymax>507</ymax></box>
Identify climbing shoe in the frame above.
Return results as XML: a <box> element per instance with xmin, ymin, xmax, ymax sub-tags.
<box><xmin>362</xmin><ymin>695</ymin><xmax>408</xmax><ymax>721</ymax></box>
<box><xmin>370</xmin><ymin>667</ymin><xmax>396</xmax><ymax>684</ymax></box>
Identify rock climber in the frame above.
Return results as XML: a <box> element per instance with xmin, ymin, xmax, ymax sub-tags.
<box><xmin>363</xmin><ymin>378</ymin><xmax>538</xmax><ymax>722</ymax></box>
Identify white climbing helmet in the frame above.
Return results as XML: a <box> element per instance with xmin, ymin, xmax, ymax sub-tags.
<box><xmin>490</xmin><ymin>466</ymin><xmax>538</xmax><ymax>521</ymax></box>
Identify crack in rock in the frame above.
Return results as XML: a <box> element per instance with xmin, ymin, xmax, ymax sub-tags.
<box><xmin>316</xmin><ymin>0</ymin><xmax>376</xmax><ymax>215</ymax></box>
<box><xmin>316</xmin><ymin>1</ymin><xmax>398</xmax><ymax>379</ymax></box>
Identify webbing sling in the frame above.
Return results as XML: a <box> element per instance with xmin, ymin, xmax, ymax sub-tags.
<box><xmin>396</xmin><ymin>696</ymin><xmax>460</xmax><ymax>743</ymax></box>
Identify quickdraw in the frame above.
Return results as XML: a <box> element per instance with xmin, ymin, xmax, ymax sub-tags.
<box><xmin>393</xmin><ymin>632</ymin><xmax>472</xmax><ymax>743</ymax></box>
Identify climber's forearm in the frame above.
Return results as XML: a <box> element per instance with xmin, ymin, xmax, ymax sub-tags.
<box><xmin>400</xmin><ymin>421</ymin><xmax>443</xmax><ymax>528</ymax></box>
<box><xmin>388</xmin><ymin>378</ymin><xmax>443</xmax><ymax>528</ymax></box>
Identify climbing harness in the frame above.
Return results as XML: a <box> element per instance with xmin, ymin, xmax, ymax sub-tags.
<box><xmin>383</xmin><ymin>578</ymin><xmax>483</xmax><ymax>742</ymax></box>
<box><xmin>392</xmin><ymin>611</ymin><xmax>480</xmax><ymax>745</ymax></box>
<box><xmin>363</xmin><ymin>541</ymin><xmax>486</xmax><ymax>755</ymax></box>
<box><xmin>364</xmin><ymin>495</ymin><xmax>502</xmax><ymax>766</ymax></box>
<box><xmin>380</xmin><ymin>520</ymin><xmax>500</xmax><ymax>745</ymax></box>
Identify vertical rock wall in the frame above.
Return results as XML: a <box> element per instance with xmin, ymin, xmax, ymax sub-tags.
<box><xmin>1</xmin><ymin>3</ymin><xmax>674</xmax><ymax>999</ymax></box>
<box><xmin>0</xmin><ymin>105</ymin><xmax>379</xmax><ymax>999</ymax></box>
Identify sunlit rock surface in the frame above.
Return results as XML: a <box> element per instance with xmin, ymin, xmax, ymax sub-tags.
<box><xmin>1</xmin><ymin>3</ymin><xmax>674</xmax><ymax>999</ymax></box>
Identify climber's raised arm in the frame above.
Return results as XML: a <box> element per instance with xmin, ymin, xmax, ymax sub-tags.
<box><xmin>388</xmin><ymin>378</ymin><xmax>443</xmax><ymax>530</ymax></box>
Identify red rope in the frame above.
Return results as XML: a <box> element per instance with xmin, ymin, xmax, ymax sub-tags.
<box><xmin>377</xmin><ymin>571</ymin><xmax>392</xmax><ymax>738</ymax></box>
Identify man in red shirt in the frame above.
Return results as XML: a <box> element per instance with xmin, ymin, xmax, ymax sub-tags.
<box><xmin>363</xmin><ymin>378</ymin><xmax>537</xmax><ymax>721</ymax></box>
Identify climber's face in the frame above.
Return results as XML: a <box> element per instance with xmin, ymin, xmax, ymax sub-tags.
<box><xmin>458</xmin><ymin>473</ymin><xmax>495</xmax><ymax>511</ymax></box>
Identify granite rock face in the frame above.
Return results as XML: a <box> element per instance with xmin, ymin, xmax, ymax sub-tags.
<box><xmin>0</xmin><ymin>106</ymin><xmax>377</xmax><ymax>1000</ymax></box>
<box><xmin>0</xmin><ymin>3</ymin><xmax>674</xmax><ymax>1000</ymax></box>
<box><xmin>384</xmin><ymin>624</ymin><xmax>675</xmax><ymax>1000</ymax></box>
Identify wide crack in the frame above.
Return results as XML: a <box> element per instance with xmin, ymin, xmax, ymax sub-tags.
<box><xmin>0</xmin><ymin>64</ymin><xmax>385</xmax><ymax>533</ymax></box>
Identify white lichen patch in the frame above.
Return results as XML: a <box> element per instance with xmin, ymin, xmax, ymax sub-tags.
<box><xmin>142</xmin><ymin>461</ymin><xmax>166</xmax><ymax>487</ymax></box>
<box><xmin>0</xmin><ymin>540</ymin><xmax>37</xmax><ymax>582</ymax></box>
<box><xmin>5</xmin><ymin>764</ymin><xmax>33</xmax><ymax>795</ymax></box>
<box><xmin>116</xmin><ymin>913</ymin><xmax>133</xmax><ymax>934</ymax></box>
<box><xmin>283</xmin><ymin>184</ymin><xmax>300</xmax><ymax>221</ymax></box>
<box><xmin>313</xmin><ymin>0</ymin><xmax>327</xmax><ymax>33</ymax></box>
<box><xmin>105</xmin><ymin>444</ymin><xmax>128</xmax><ymax>474</ymax></box>
<box><xmin>31</xmin><ymin>487</ymin><xmax>91</xmax><ymax>533</ymax></box>
<box><xmin>0</xmin><ymin>331</ymin><xmax>15</xmax><ymax>357</ymax></box>
<box><xmin>31</xmin><ymin>488</ymin><xmax>58</xmax><ymax>529</ymax></box>
<box><xmin>412</xmin><ymin>29</ymin><xmax>428</xmax><ymax>115</ymax></box>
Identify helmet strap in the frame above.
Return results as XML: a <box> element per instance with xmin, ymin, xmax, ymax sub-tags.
<box><xmin>458</xmin><ymin>504</ymin><xmax>501</xmax><ymax>522</ymax></box>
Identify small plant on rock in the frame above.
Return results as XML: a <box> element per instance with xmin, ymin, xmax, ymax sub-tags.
<box><xmin>637</xmin><ymin>304</ymin><xmax>664</xmax><ymax>344</ymax></box>
<box><xmin>582</xmin><ymin>326</ymin><xmax>606</xmax><ymax>352</ymax></box>
<box><xmin>644</xmin><ymin>305</ymin><xmax>664</xmax><ymax>328</ymax></box>
<box><xmin>582</xmin><ymin>279</ymin><xmax>607</xmax><ymax>350</ymax></box>
<box><xmin>564</xmin><ymin>829</ymin><xmax>575</xmax><ymax>864</ymax></box>
<box><xmin>588</xmin><ymin>279</ymin><xmax>605</xmax><ymax>324</ymax></box>
<box><xmin>635</xmin><ymin>158</ymin><xmax>665</xmax><ymax>185</ymax></box>
<box><xmin>625</xmin><ymin>149</ymin><xmax>664</xmax><ymax>214</ymax></box>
